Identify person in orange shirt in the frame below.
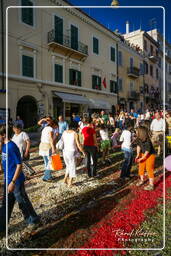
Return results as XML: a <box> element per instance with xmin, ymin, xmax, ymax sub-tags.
<box><xmin>135</xmin><ymin>126</ymin><xmax>156</xmax><ymax>191</ymax></box>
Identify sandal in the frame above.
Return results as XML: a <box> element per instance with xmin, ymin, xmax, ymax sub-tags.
<box><xmin>144</xmin><ymin>184</ymin><xmax>154</xmax><ymax>191</ymax></box>
<box><xmin>136</xmin><ymin>180</ymin><xmax>144</xmax><ymax>186</ymax></box>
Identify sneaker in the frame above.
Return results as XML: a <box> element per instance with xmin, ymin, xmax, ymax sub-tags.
<box><xmin>144</xmin><ymin>184</ymin><xmax>154</xmax><ymax>191</ymax></box>
<box><xmin>136</xmin><ymin>180</ymin><xmax>144</xmax><ymax>186</ymax></box>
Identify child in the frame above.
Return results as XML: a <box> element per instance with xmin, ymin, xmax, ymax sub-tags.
<box><xmin>135</xmin><ymin>126</ymin><xmax>156</xmax><ymax>191</ymax></box>
<box><xmin>111</xmin><ymin>128</ymin><xmax>120</xmax><ymax>148</ymax></box>
<box><xmin>0</xmin><ymin>126</ymin><xmax>40</xmax><ymax>235</ymax></box>
<box><xmin>99</xmin><ymin>124</ymin><xmax>111</xmax><ymax>164</ymax></box>
<box><xmin>119</xmin><ymin>125</ymin><xmax>133</xmax><ymax>179</ymax></box>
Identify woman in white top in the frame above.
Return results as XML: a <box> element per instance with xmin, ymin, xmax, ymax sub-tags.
<box><xmin>62</xmin><ymin>121</ymin><xmax>85</xmax><ymax>187</ymax></box>
<box><xmin>99</xmin><ymin>124</ymin><xmax>111</xmax><ymax>164</ymax></box>
<box><xmin>12</xmin><ymin>124</ymin><xmax>35</xmax><ymax>176</ymax></box>
<box><xmin>39</xmin><ymin>120</ymin><xmax>56</xmax><ymax>181</ymax></box>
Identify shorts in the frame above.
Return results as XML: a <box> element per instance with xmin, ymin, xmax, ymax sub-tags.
<box><xmin>101</xmin><ymin>140</ymin><xmax>111</xmax><ymax>150</ymax></box>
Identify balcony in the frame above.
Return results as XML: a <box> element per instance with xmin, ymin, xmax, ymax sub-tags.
<box><xmin>128</xmin><ymin>91</ymin><xmax>140</xmax><ymax>100</ymax></box>
<box><xmin>47</xmin><ymin>29</ymin><xmax>88</xmax><ymax>60</ymax></box>
<box><xmin>148</xmin><ymin>53</ymin><xmax>158</xmax><ymax>63</ymax></box>
<box><xmin>127</xmin><ymin>67</ymin><xmax>140</xmax><ymax>78</ymax></box>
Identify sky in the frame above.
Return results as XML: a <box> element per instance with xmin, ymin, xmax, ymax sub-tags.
<box><xmin>68</xmin><ymin>0</ymin><xmax>171</xmax><ymax>43</ymax></box>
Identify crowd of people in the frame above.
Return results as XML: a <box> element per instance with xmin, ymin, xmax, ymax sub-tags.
<box><xmin>0</xmin><ymin>108</ymin><xmax>167</xmax><ymax>236</ymax></box>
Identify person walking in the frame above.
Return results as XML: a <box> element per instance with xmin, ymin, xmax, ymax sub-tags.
<box><xmin>82</xmin><ymin>117</ymin><xmax>98</xmax><ymax>177</ymax></box>
<box><xmin>58</xmin><ymin>115</ymin><xmax>69</xmax><ymax>139</ymax></box>
<box><xmin>14</xmin><ymin>116</ymin><xmax>24</xmax><ymax>129</ymax></box>
<box><xmin>62</xmin><ymin>121</ymin><xmax>85</xmax><ymax>187</ymax></box>
<box><xmin>150</xmin><ymin>112</ymin><xmax>165</xmax><ymax>155</ymax></box>
<box><xmin>135</xmin><ymin>126</ymin><xmax>156</xmax><ymax>191</ymax></box>
<box><xmin>39</xmin><ymin>120</ymin><xmax>56</xmax><ymax>181</ymax></box>
<box><xmin>12</xmin><ymin>124</ymin><xmax>35</xmax><ymax>176</ymax></box>
<box><xmin>119</xmin><ymin>125</ymin><xmax>133</xmax><ymax>180</ymax></box>
<box><xmin>0</xmin><ymin>126</ymin><xmax>40</xmax><ymax>235</ymax></box>
<box><xmin>99</xmin><ymin>124</ymin><xmax>111</xmax><ymax>164</ymax></box>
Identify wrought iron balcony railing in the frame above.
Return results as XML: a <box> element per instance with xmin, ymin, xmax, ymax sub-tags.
<box><xmin>48</xmin><ymin>29</ymin><xmax>88</xmax><ymax>56</ymax></box>
<box><xmin>127</xmin><ymin>67</ymin><xmax>140</xmax><ymax>77</ymax></box>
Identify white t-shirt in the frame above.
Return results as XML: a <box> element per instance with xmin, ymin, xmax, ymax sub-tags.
<box><xmin>120</xmin><ymin>130</ymin><xmax>132</xmax><ymax>150</ymax></box>
<box><xmin>150</xmin><ymin>118</ymin><xmax>165</xmax><ymax>132</ymax></box>
<box><xmin>12</xmin><ymin>131</ymin><xmax>29</xmax><ymax>158</ymax></box>
<box><xmin>62</xmin><ymin>131</ymin><xmax>76</xmax><ymax>152</ymax></box>
<box><xmin>99</xmin><ymin>129</ymin><xmax>109</xmax><ymax>141</ymax></box>
<box><xmin>41</xmin><ymin>126</ymin><xmax>53</xmax><ymax>143</ymax></box>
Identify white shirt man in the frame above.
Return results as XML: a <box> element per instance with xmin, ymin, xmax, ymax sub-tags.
<box><xmin>120</xmin><ymin>130</ymin><xmax>132</xmax><ymax>151</ymax></box>
<box><xmin>150</xmin><ymin>118</ymin><xmax>165</xmax><ymax>132</ymax></box>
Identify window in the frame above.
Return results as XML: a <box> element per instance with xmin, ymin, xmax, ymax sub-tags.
<box><xmin>93</xmin><ymin>37</ymin><xmax>99</xmax><ymax>54</ymax></box>
<box><xmin>71</xmin><ymin>25</ymin><xmax>78</xmax><ymax>51</ymax></box>
<box><xmin>92</xmin><ymin>75</ymin><xmax>101</xmax><ymax>90</ymax></box>
<box><xmin>54</xmin><ymin>16</ymin><xmax>63</xmax><ymax>44</ymax></box>
<box><xmin>118</xmin><ymin>51</ymin><xmax>122</xmax><ymax>66</ymax></box>
<box><xmin>150</xmin><ymin>45</ymin><xmax>154</xmax><ymax>56</ymax></box>
<box><xmin>118</xmin><ymin>78</ymin><xmax>123</xmax><ymax>91</ymax></box>
<box><xmin>21</xmin><ymin>0</ymin><xmax>34</xmax><ymax>26</ymax></box>
<box><xmin>22</xmin><ymin>55</ymin><xmax>34</xmax><ymax>77</ymax></box>
<box><xmin>110</xmin><ymin>80</ymin><xmax>117</xmax><ymax>93</ymax></box>
<box><xmin>139</xmin><ymin>63</ymin><xmax>144</xmax><ymax>75</ymax></box>
<box><xmin>69</xmin><ymin>69</ymin><xmax>81</xmax><ymax>86</ymax></box>
<box><xmin>130</xmin><ymin>57</ymin><xmax>134</xmax><ymax>67</ymax></box>
<box><xmin>55</xmin><ymin>64</ymin><xmax>63</xmax><ymax>83</ymax></box>
<box><xmin>144</xmin><ymin>40</ymin><xmax>147</xmax><ymax>51</ymax></box>
<box><xmin>144</xmin><ymin>62</ymin><xmax>148</xmax><ymax>74</ymax></box>
<box><xmin>156</xmin><ymin>68</ymin><xmax>159</xmax><ymax>80</ymax></box>
<box><xmin>158</xmin><ymin>57</ymin><xmax>161</xmax><ymax>68</ymax></box>
<box><xmin>150</xmin><ymin>65</ymin><xmax>153</xmax><ymax>77</ymax></box>
<box><xmin>110</xmin><ymin>47</ymin><xmax>115</xmax><ymax>62</ymax></box>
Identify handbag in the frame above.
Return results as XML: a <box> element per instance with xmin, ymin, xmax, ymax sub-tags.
<box><xmin>56</xmin><ymin>137</ymin><xmax>64</xmax><ymax>151</ymax></box>
<box><xmin>51</xmin><ymin>154</ymin><xmax>63</xmax><ymax>171</ymax></box>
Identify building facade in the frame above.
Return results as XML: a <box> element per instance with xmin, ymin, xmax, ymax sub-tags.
<box><xmin>117</xmin><ymin>35</ymin><xmax>144</xmax><ymax>111</ymax></box>
<box><xmin>124</xmin><ymin>27</ymin><xmax>161</xmax><ymax>110</ymax></box>
<box><xmin>0</xmin><ymin>0</ymin><xmax>119</xmax><ymax>127</ymax></box>
<box><xmin>147</xmin><ymin>29</ymin><xmax>171</xmax><ymax>109</ymax></box>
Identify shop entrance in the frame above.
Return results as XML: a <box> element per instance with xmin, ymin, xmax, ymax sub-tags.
<box><xmin>16</xmin><ymin>96</ymin><xmax>38</xmax><ymax>128</ymax></box>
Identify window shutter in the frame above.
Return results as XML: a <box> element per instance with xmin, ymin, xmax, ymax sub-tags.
<box><xmin>111</xmin><ymin>47</ymin><xmax>115</xmax><ymax>62</ymax></box>
<box><xmin>110</xmin><ymin>80</ymin><xmax>113</xmax><ymax>92</ymax></box>
<box><xmin>77</xmin><ymin>71</ymin><xmax>81</xmax><ymax>86</ymax></box>
<box><xmin>54</xmin><ymin>16</ymin><xmax>63</xmax><ymax>44</ymax></box>
<box><xmin>69</xmin><ymin>69</ymin><xmax>74</xmax><ymax>85</ymax></box>
<box><xmin>93</xmin><ymin>37</ymin><xmax>99</xmax><ymax>54</ymax></box>
<box><xmin>55</xmin><ymin>64</ymin><xmax>63</xmax><ymax>83</ymax></box>
<box><xmin>92</xmin><ymin>75</ymin><xmax>96</xmax><ymax>89</ymax></box>
<box><xmin>22</xmin><ymin>55</ymin><xmax>33</xmax><ymax>77</ymax></box>
<box><xmin>98</xmin><ymin>76</ymin><xmax>101</xmax><ymax>90</ymax></box>
<box><xmin>21</xmin><ymin>0</ymin><xmax>33</xmax><ymax>26</ymax></box>
<box><xmin>71</xmin><ymin>25</ymin><xmax>78</xmax><ymax>50</ymax></box>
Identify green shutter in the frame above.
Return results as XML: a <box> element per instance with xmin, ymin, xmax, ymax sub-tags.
<box><xmin>54</xmin><ymin>16</ymin><xmax>63</xmax><ymax>44</ymax></box>
<box><xmin>98</xmin><ymin>77</ymin><xmax>101</xmax><ymax>90</ymax></box>
<box><xmin>77</xmin><ymin>71</ymin><xmax>81</xmax><ymax>87</ymax></box>
<box><xmin>93</xmin><ymin>37</ymin><xmax>99</xmax><ymax>54</ymax></box>
<box><xmin>21</xmin><ymin>0</ymin><xmax>33</xmax><ymax>26</ymax></box>
<box><xmin>69</xmin><ymin>69</ymin><xmax>74</xmax><ymax>85</ymax></box>
<box><xmin>55</xmin><ymin>64</ymin><xmax>63</xmax><ymax>83</ymax></box>
<box><xmin>22</xmin><ymin>55</ymin><xmax>33</xmax><ymax>77</ymax></box>
<box><xmin>111</xmin><ymin>47</ymin><xmax>115</xmax><ymax>62</ymax></box>
<box><xmin>71</xmin><ymin>25</ymin><xmax>78</xmax><ymax>50</ymax></box>
<box><xmin>92</xmin><ymin>75</ymin><xmax>96</xmax><ymax>89</ymax></box>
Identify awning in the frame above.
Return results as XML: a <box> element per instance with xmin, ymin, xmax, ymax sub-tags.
<box><xmin>88</xmin><ymin>98</ymin><xmax>111</xmax><ymax>110</ymax></box>
<box><xmin>53</xmin><ymin>92</ymin><xmax>90</xmax><ymax>105</ymax></box>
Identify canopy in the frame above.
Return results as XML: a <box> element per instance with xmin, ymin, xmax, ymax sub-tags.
<box><xmin>53</xmin><ymin>92</ymin><xmax>90</xmax><ymax>105</ymax></box>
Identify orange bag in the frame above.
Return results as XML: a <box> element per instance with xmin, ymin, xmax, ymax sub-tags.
<box><xmin>51</xmin><ymin>154</ymin><xmax>63</xmax><ymax>171</ymax></box>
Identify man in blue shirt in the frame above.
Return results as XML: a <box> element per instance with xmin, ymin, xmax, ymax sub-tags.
<box><xmin>0</xmin><ymin>126</ymin><xmax>40</xmax><ymax>235</ymax></box>
<box><xmin>58</xmin><ymin>115</ymin><xmax>68</xmax><ymax>138</ymax></box>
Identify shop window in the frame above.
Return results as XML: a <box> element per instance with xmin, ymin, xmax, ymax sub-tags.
<box><xmin>21</xmin><ymin>0</ymin><xmax>34</xmax><ymax>26</ymax></box>
<box><xmin>69</xmin><ymin>69</ymin><xmax>81</xmax><ymax>86</ymax></box>
<box><xmin>55</xmin><ymin>64</ymin><xmax>63</xmax><ymax>83</ymax></box>
<box><xmin>92</xmin><ymin>75</ymin><xmax>101</xmax><ymax>90</ymax></box>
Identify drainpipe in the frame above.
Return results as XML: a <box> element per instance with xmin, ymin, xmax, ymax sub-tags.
<box><xmin>1</xmin><ymin>0</ymin><xmax>5</xmax><ymax>90</ymax></box>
